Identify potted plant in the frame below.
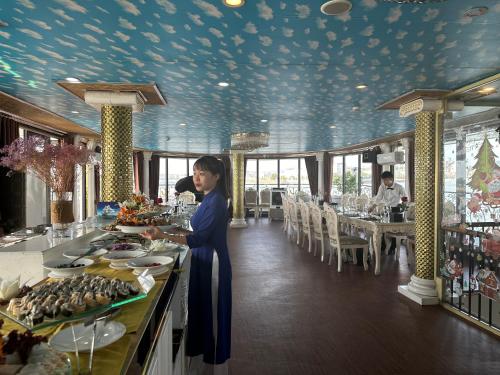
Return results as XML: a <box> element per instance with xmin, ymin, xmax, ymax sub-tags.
<box><xmin>0</xmin><ymin>136</ymin><xmax>94</xmax><ymax>226</ymax></box>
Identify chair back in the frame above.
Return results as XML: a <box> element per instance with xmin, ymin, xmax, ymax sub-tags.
<box><xmin>178</xmin><ymin>191</ymin><xmax>196</xmax><ymax>204</ymax></box>
<box><xmin>324</xmin><ymin>208</ymin><xmax>341</xmax><ymax>245</ymax></box>
<box><xmin>245</xmin><ymin>189</ymin><xmax>257</xmax><ymax>205</ymax></box>
<box><xmin>260</xmin><ymin>188</ymin><xmax>271</xmax><ymax>205</ymax></box>
<box><xmin>406</xmin><ymin>203</ymin><xmax>416</xmax><ymax>221</ymax></box>
<box><xmin>309</xmin><ymin>203</ymin><xmax>323</xmax><ymax>235</ymax></box>
<box><xmin>289</xmin><ymin>200</ymin><xmax>299</xmax><ymax>227</ymax></box>
<box><xmin>299</xmin><ymin>199</ymin><xmax>311</xmax><ymax>230</ymax></box>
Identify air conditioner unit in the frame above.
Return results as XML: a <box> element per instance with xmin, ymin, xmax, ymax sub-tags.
<box><xmin>377</xmin><ymin>151</ymin><xmax>405</xmax><ymax>165</ymax></box>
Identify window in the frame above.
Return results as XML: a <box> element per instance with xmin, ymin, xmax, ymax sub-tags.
<box><xmin>360</xmin><ymin>159</ymin><xmax>372</xmax><ymax>196</ymax></box>
<box><xmin>393</xmin><ymin>145</ymin><xmax>406</xmax><ymax>189</ymax></box>
<box><xmin>168</xmin><ymin>158</ymin><xmax>188</xmax><ymax>200</ymax></box>
<box><xmin>279</xmin><ymin>158</ymin><xmax>299</xmax><ymax>194</ymax></box>
<box><xmin>245</xmin><ymin>159</ymin><xmax>257</xmax><ymax>191</ymax></box>
<box><xmin>331</xmin><ymin>156</ymin><xmax>344</xmax><ymax>196</ymax></box>
<box><xmin>344</xmin><ymin>155</ymin><xmax>359</xmax><ymax>194</ymax></box>
<box><xmin>188</xmin><ymin>158</ymin><xmax>197</xmax><ymax>174</ymax></box>
<box><xmin>158</xmin><ymin>158</ymin><xmax>167</xmax><ymax>201</ymax></box>
<box><xmin>258</xmin><ymin>159</ymin><xmax>278</xmax><ymax>190</ymax></box>
<box><xmin>299</xmin><ymin>158</ymin><xmax>310</xmax><ymax>194</ymax></box>
<box><xmin>244</xmin><ymin>158</ymin><xmax>309</xmax><ymax>195</ymax></box>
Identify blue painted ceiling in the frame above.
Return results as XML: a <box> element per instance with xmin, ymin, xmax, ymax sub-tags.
<box><xmin>0</xmin><ymin>0</ymin><xmax>499</xmax><ymax>153</ymax></box>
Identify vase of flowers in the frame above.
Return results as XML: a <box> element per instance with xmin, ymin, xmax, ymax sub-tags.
<box><xmin>0</xmin><ymin>136</ymin><xmax>93</xmax><ymax>227</ymax></box>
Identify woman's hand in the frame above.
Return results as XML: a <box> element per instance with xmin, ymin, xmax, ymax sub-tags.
<box><xmin>140</xmin><ymin>226</ymin><xmax>167</xmax><ymax>240</ymax></box>
<box><xmin>165</xmin><ymin>232</ymin><xmax>189</xmax><ymax>246</ymax></box>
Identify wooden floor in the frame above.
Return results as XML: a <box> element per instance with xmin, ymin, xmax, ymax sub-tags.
<box><xmin>227</xmin><ymin>219</ymin><xmax>499</xmax><ymax>375</ymax></box>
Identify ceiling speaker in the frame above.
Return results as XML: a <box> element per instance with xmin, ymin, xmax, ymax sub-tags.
<box><xmin>320</xmin><ymin>0</ymin><xmax>352</xmax><ymax>16</ymax></box>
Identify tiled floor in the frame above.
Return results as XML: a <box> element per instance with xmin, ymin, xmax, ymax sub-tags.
<box><xmin>227</xmin><ymin>219</ymin><xmax>499</xmax><ymax>375</ymax></box>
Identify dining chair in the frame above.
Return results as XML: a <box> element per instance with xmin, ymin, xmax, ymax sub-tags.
<box><xmin>244</xmin><ymin>189</ymin><xmax>259</xmax><ymax>219</ymax></box>
<box><xmin>259</xmin><ymin>188</ymin><xmax>271</xmax><ymax>218</ymax></box>
<box><xmin>298</xmin><ymin>200</ymin><xmax>313</xmax><ymax>253</ymax></box>
<box><xmin>324</xmin><ymin>206</ymin><xmax>369</xmax><ymax>272</ymax></box>
<box><xmin>385</xmin><ymin>203</ymin><xmax>415</xmax><ymax>260</ymax></box>
<box><xmin>288</xmin><ymin>200</ymin><xmax>302</xmax><ymax>245</ymax></box>
<box><xmin>309</xmin><ymin>203</ymin><xmax>328</xmax><ymax>262</ymax></box>
<box><xmin>178</xmin><ymin>191</ymin><xmax>196</xmax><ymax>204</ymax></box>
<box><xmin>281</xmin><ymin>193</ymin><xmax>289</xmax><ymax>233</ymax></box>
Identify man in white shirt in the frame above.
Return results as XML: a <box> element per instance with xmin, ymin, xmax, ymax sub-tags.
<box><xmin>372</xmin><ymin>171</ymin><xmax>406</xmax><ymax>254</ymax></box>
<box><xmin>374</xmin><ymin>171</ymin><xmax>406</xmax><ymax>207</ymax></box>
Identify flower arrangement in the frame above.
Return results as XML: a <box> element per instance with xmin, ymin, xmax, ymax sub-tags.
<box><xmin>0</xmin><ymin>136</ymin><xmax>93</xmax><ymax>200</ymax></box>
<box><xmin>400</xmin><ymin>196</ymin><xmax>408</xmax><ymax>211</ymax></box>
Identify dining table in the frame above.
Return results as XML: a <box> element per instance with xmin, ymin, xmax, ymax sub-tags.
<box><xmin>322</xmin><ymin>209</ymin><xmax>416</xmax><ymax>275</ymax></box>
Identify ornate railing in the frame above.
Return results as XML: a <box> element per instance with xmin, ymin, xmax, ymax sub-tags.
<box><xmin>441</xmin><ymin>223</ymin><xmax>500</xmax><ymax>330</ymax></box>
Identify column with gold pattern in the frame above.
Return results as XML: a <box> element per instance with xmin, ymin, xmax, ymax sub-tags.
<box><xmin>230</xmin><ymin>151</ymin><xmax>247</xmax><ymax>228</ymax></box>
<box><xmin>101</xmin><ymin>105</ymin><xmax>133</xmax><ymax>202</ymax></box>
<box><xmin>398</xmin><ymin>110</ymin><xmax>441</xmax><ymax>305</ymax></box>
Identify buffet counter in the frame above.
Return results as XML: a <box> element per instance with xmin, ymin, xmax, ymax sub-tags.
<box><xmin>0</xmin><ymin>227</ymin><xmax>190</xmax><ymax>375</ymax></box>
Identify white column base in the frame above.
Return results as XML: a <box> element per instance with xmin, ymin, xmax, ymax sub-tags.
<box><xmin>398</xmin><ymin>275</ymin><xmax>439</xmax><ymax>306</ymax></box>
<box><xmin>230</xmin><ymin>218</ymin><xmax>247</xmax><ymax>228</ymax></box>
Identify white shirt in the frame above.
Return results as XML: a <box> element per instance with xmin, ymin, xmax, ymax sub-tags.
<box><xmin>375</xmin><ymin>182</ymin><xmax>405</xmax><ymax>207</ymax></box>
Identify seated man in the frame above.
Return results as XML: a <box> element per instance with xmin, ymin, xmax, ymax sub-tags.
<box><xmin>372</xmin><ymin>171</ymin><xmax>406</xmax><ymax>254</ymax></box>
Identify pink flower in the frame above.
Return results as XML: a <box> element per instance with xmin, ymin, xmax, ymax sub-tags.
<box><xmin>0</xmin><ymin>136</ymin><xmax>93</xmax><ymax>199</ymax></box>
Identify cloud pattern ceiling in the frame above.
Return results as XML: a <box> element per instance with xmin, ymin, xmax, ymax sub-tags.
<box><xmin>0</xmin><ymin>0</ymin><xmax>499</xmax><ymax>153</ymax></box>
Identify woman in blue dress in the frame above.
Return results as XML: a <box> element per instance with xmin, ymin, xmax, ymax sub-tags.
<box><xmin>142</xmin><ymin>156</ymin><xmax>232</xmax><ymax>374</ymax></box>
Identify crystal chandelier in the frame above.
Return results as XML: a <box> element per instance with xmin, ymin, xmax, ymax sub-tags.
<box><xmin>230</xmin><ymin>132</ymin><xmax>270</xmax><ymax>151</ymax></box>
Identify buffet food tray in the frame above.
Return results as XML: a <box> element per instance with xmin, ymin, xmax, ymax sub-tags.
<box><xmin>0</xmin><ymin>275</ymin><xmax>148</xmax><ymax>332</ymax></box>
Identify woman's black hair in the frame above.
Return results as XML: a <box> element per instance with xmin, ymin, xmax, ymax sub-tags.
<box><xmin>193</xmin><ymin>156</ymin><xmax>229</xmax><ymax>198</ymax></box>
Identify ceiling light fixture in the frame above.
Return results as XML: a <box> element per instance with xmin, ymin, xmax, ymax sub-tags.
<box><xmin>71</xmin><ymin>111</ymin><xmax>79</xmax><ymax>114</ymax></box>
<box><xmin>330</xmin><ymin>125</ymin><xmax>336</xmax><ymax>129</ymax></box>
<box><xmin>260</xmin><ymin>119</ymin><xmax>268</xmax><ymax>123</ymax></box>
<box><xmin>356</xmin><ymin>84</ymin><xmax>368</xmax><ymax>90</ymax></box>
<box><xmin>218</xmin><ymin>82</ymin><xmax>229</xmax><ymax>87</ymax></box>
<box><xmin>65</xmin><ymin>77</ymin><xmax>80</xmax><ymax>83</ymax></box>
<box><xmin>0</xmin><ymin>21</ymin><xmax>8</xmax><ymax>28</ymax></box>
<box><xmin>320</xmin><ymin>0</ymin><xmax>352</xmax><ymax>16</ymax></box>
<box><xmin>383</xmin><ymin>0</ymin><xmax>447</xmax><ymax>3</ymax></box>
<box><xmin>222</xmin><ymin>0</ymin><xmax>245</xmax><ymax>8</ymax></box>
<box><xmin>352</xmin><ymin>106</ymin><xmax>360</xmax><ymax>112</ymax></box>
<box><xmin>476</xmin><ymin>87</ymin><xmax>497</xmax><ymax>95</ymax></box>
<box><xmin>179</xmin><ymin>123</ymin><xmax>187</xmax><ymax>126</ymax></box>
<box><xmin>231</xmin><ymin>132</ymin><xmax>270</xmax><ymax>151</ymax></box>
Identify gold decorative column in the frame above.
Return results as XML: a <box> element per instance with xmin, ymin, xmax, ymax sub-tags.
<box><xmin>398</xmin><ymin>110</ymin><xmax>441</xmax><ymax>305</ymax></box>
<box><xmin>230</xmin><ymin>151</ymin><xmax>247</xmax><ymax>228</ymax></box>
<box><xmin>101</xmin><ymin>105</ymin><xmax>133</xmax><ymax>202</ymax></box>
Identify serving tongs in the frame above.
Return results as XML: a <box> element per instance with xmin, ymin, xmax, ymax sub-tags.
<box><xmin>68</xmin><ymin>245</ymin><xmax>98</xmax><ymax>266</ymax></box>
<box><xmin>71</xmin><ymin>307</ymin><xmax>120</xmax><ymax>374</ymax></box>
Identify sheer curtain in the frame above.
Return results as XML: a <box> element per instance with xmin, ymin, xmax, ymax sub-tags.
<box><xmin>371</xmin><ymin>147</ymin><xmax>382</xmax><ymax>197</ymax></box>
<box><xmin>149</xmin><ymin>155</ymin><xmax>160</xmax><ymax>200</ymax></box>
<box><xmin>323</xmin><ymin>152</ymin><xmax>332</xmax><ymax>202</ymax></box>
<box><xmin>304</xmin><ymin>156</ymin><xmax>318</xmax><ymax>196</ymax></box>
<box><xmin>133</xmin><ymin>151</ymin><xmax>144</xmax><ymax>193</ymax></box>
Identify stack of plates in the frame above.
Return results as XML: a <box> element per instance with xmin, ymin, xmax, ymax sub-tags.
<box><xmin>127</xmin><ymin>256</ymin><xmax>174</xmax><ymax>276</ymax></box>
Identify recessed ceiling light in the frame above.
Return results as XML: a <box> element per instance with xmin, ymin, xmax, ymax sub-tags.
<box><xmin>71</xmin><ymin>110</ymin><xmax>79</xmax><ymax>114</ymax></box>
<box><xmin>356</xmin><ymin>84</ymin><xmax>368</xmax><ymax>90</ymax></box>
<box><xmin>463</xmin><ymin>6</ymin><xmax>488</xmax><ymax>18</ymax></box>
<box><xmin>218</xmin><ymin>82</ymin><xmax>229</xmax><ymax>87</ymax></box>
<box><xmin>352</xmin><ymin>106</ymin><xmax>360</xmax><ymax>112</ymax></box>
<box><xmin>320</xmin><ymin>0</ymin><xmax>352</xmax><ymax>16</ymax></box>
<box><xmin>330</xmin><ymin>125</ymin><xmax>336</xmax><ymax>129</ymax></box>
<box><xmin>476</xmin><ymin>87</ymin><xmax>497</xmax><ymax>95</ymax></box>
<box><xmin>0</xmin><ymin>20</ymin><xmax>8</xmax><ymax>28</ymax></box>
<box><xmin>222</xmin><ymin>0</ymin><xmax>245</xmax><ymax>8</ymax></box>
<box><xmin>65</xmin><ymin>77</ymin><xmax>80</xmax><ymax>83</ymax></box>
<box><xmin>260</xmin><ymin>119</ymin><xmax>268</xmax><ymax>123</ymax></box>
<box><xmin>179</xmin><ymin>123</ymin><xmax>187</xmax><ymax>126</ymax></box>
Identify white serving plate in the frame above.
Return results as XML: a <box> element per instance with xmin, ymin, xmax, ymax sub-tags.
<box><xmin>43</xmin><ymin>258</ymin><xmax>94</xmax><ymax>278</ymax></box>
<box><xmin>101</xmin><ymin>250</ymin><xmax>147</xmax><ymax>268</ymax></box>
<box><xmin>63</xmin><ymin>247</ymin><xmax>108</xmax><ymax>261</ymax></box>
<box><xmin>127</xmin><ymin>256</ymin><xmax>174</xmax><ymax>275</ymax></box>
<box><xmin>49</xmin><ymin>321</ymin><xmax>126</xmax><ymax>353</ymax></box>
<box><xmin>116</xmin><ymin>224</ymin><xmax>175</xmax><ymax>234</ymax></box>
<box><xmin>104</xmin><ymin>242</ymin><xmax>143</xmax><ymax>252</ymax></box>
